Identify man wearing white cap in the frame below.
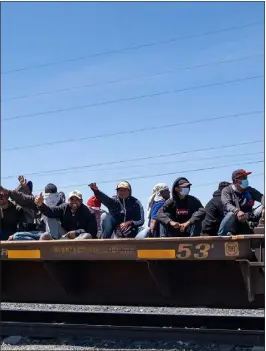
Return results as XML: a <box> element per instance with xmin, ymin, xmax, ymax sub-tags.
<box><xmin>89</xmin><ymin>181</ymin><xmax>144</xmax><ymax>239</ymax></box>
<box><xmin>34</xmin><ymin>190</ymin><xmax>98</xmax><ymax>240</ymax></box>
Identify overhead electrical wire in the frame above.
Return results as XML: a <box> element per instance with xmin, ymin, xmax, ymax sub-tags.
<box><xmin>2</xmin><ymin>20</ymin><xmax>262</xmax><ymax>75</ymax></box>
<box><xmin>2</xmin><ymin>140</ymin><xmax>263</xmax><ymax>180</ymax></box>
<box><xmin>34</xmin><ymin>160</ymin><xmax>263</xmax><ymax>192</ymax></box>
<box><xmin>2</xmin><ymin>53</ymin><xmax>263</xmax><ymax>102</ymax></box>
<box><xmin>4</xmin><ymin>110</ymin><xmax>263</xmax><ymax>152</ymax></box>
<box><xmin>4</xmin><ymin>75</ymin><xmax>263</xmax><ymax>122</ymax></box>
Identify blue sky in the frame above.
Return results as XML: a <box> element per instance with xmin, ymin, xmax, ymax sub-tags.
<box><xmin>1</xmin><ymin>2</ymin><xmax>264</xmax><ymax>215</ymax></box>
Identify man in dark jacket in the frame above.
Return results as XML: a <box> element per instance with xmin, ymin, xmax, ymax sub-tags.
<box><xmin>89</xmin><ymin>181</ymin><xmax>144</xmax><ymax>238</ymax></box>
<box><xmin>218</xmin><ymin>169</ymin><xmax>264</xmax><ymax>236</ymax></box>
<box><xmin>34</xmin><ymin>190</ymin><xmax>98</xmax><ymax>239</ymax></box>
<box><xmin>156</xmin><ymin>177</ymin><xmax>205</xmax><ymax>237</ymax></box>
<box><xmin>201</xmin><ymin>182</ymin><xmax>231</xmax><ymax>236</ymax></box>
<box><xmin>0</xmin><ymin>192</ymin><xmax>26</xmax><ymax>240</ymax></box>
<box><xmin>1</xmin><ymin>183</ymin><xmax>66</xmax><ymax>240</ymax></box>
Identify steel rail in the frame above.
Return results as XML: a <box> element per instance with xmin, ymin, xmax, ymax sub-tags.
<box><xmin>1</xmin><ymin>309</ymin><xmax>264</xmax><ymax>346</ymax></box>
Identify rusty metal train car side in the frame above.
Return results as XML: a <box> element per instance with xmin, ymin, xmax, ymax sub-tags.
<box><xmin>1</xmin><ymin>231</ymin><xmax>264</xmax><ymax>309</ymax></box>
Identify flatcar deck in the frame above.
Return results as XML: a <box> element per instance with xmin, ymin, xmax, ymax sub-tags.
<box><xmin>0</xmin><ymin>234</ymin><xmax>264</xmax><ymax>261</ymax></box>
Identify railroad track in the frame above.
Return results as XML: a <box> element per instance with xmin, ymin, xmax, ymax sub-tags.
<box><xmin>1</xmin><ymin>309</ymin><xmax>264</xmax><ymax>346</ymax></box>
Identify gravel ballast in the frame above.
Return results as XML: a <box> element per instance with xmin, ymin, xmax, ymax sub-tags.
<box><xmin>1</xmin><ymin>303</ymin><xmax>264</xmax><ymax>316</ymax></box>
<box><xmin>1</xmin><ymin>303</ymin><xmax>263</xmax><ymax>350</ymax></box>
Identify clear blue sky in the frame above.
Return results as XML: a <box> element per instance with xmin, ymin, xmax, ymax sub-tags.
<box><xmin>1</xmin><ymin>2</ymin><xmax>264</xmax><ymax>215</ymax></box>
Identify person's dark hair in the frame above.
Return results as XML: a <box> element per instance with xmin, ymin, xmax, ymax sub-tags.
<box><xmin>218</xmin><ymin>181</ymin><xmax>231</xmax><ymax>191</ymax></box>
<box><xmin>45</xmin><ymin>183</ymin><xmax>57</xmax><ymax>194</ymax></box>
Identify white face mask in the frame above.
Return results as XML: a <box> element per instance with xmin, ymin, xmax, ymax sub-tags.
<box><xmin>180</xmin><ymin>187</ymin><xmax>190</xmax><ymax>196</ymax></box>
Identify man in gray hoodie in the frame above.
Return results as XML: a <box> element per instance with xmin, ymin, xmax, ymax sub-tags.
<box><xmin>218</xmin><ymin>169</ymin><xmax>264</xmax><ymax>236</ymax></box>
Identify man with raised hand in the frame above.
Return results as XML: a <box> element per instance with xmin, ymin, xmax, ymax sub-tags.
<box><xmin>34</xmin><ymin>190</ymin><xmax>98</xmax><ymax>240</ymax></box>
<box><xmin>218</xmin><ymin>169</ymin><xmax>264</xmax><ymax>236</ymax></box>
<box><xmin>89</xmin><ymin>181</ymin><xmax>144</xmax><ymax>239</ymax></box>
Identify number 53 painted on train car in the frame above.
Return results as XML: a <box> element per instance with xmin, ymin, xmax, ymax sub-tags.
<box><xmin>176</xmin><ymin>243</ymin><xmax>212</xmax><ymax>259</ymax></box>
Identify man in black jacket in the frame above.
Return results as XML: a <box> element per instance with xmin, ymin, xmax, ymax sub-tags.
<box><xmin>0</xmin><ymin>192</ymin><xmax>26</xmax><ymax>240</ymax></box>
<box><xmin>201</xmin><ymin>182</ymin><xmax>231</xmax><ymax>236</ymax></box>
<box><xmin>34</xmin><ymin>190</ymin><xmax>98</xmax><ymax>239</ymax></box>
<box><xmin>89</xmin><ymin>181</ymin><xmax>144</xmax><ymax>238</ymax></box>
<box><xmin>157</xmin><ymin>177</ymin><xmax>205</xmax><ymax>237</ymax></box>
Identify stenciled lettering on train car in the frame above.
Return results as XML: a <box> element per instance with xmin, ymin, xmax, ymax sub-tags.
<box><xmin>52</xmin><ymin>246</ymin><xmax>134</xmax><ymax>254</ymax></box>
<box><xmin>176</xmin><ymin>243</ymin><xmax>213</xmax><ymax>259</ymax></box>
<box><xmin>224</xmin><ymin>242</ymin><xmax>239</xmax><ymax>257</ymax></box>
<box><xmin>0</xmin><ymin>248</ymin><xmax>8</xmax><ymax>257</ymax></box>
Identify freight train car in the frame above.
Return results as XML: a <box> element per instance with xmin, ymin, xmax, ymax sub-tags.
<box><xmin>1</xmin><ymin>228</ymin><xmax>264</xmax><ymax>309</ymax></box>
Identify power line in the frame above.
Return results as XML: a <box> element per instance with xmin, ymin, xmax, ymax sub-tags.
<box><xmin>4</xmin><ymin>110</ymin><xmax>263</xmax><ymax>152</ymax></box>
<box><xmin>2</xmin><ymin>53</ymin><xmax>263</xmax><ymax>102</ymax></box>
<box><xmin>193</xmin><ymin>173</ymin><xmax>264</xmax><ymax>189</ymax></box>
<box><xmin>39</xmin><ymin>151</ymin><xmax>263</xmax><ymax>183</ymax></box>
<box><xmin>2</xmin><ymin>21</ymin><xmax>262</xmax><ymax>75</ymax></box>
<box><xmin>4</xmin><ymin>75</ymin><xmax>263</xmax><ymax>122</ymax></box>
<box><xmin>2</xmin><ymin>140</ymin><xmax>263</xmax><ymax>180</ymax></box>
<box><xmin>48</xmin><ymin>151</ymin><xmax>265</xmax><ymax>177</ymax></box>
<box><xmin>35</xmin><ymin>160</ymin><xmax>263</xmax><ymax>192</ymax></box>
<box><xmin>140</xmin><ymin>172</ymin><xmax>264</xmax><ymax>196</ymax></box>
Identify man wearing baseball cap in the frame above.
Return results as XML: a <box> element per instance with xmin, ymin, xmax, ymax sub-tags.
<box><xmin>157</xmin><ymin>177</ymin><xmax>205</xmax><ymax>237</ymax></box>
<box><xmin>218</xmin><ymin>169</ymin><xmax>264</xmax><ymax>236</ymax></box>
<box><xmin>89</xmin><ymin>181</ymin><xmax>144</xmax><ymax>238</ymax></box>
<box><xmin>34</xmin><ymin>189</ymin><xmax>98</xmax><ymax>240</ymax></box>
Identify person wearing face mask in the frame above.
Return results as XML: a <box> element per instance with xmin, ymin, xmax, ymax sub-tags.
<box><xmin>218</xmin><ymin>169</ymin><xmax>264</xmax><ymax>236</ymax></box>
<box><xmin>89</xmin><ymin>181</ymin><xmax>144</xmax><ymax>239</ymax></box>
<box><xmin>156</xmin><ymin>177</ymin><xmax>205</xmax><ymax>237</ymax></box>
<box><xmin>34</xmin><ymin>190</ymin><xmax>98</xmax><ymax>240</ymax></box>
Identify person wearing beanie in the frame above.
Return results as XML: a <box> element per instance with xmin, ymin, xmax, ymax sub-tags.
<box><xmin>87</xmin><ymin>196</ymin><xmax>106</xmax><ymax>238</ymax></box>
<box><xmin>201</xmin><ymin>182</ymin><xmax>231</xmax><ymax>236</ymax></box>
<box><xmin>218</xmin><ymin>169</ymin><xmax>264</xmax><ymax>236</ymax></box>
<box><xmin>89</xmin><ymin>181</ymin><xmax>144</xmax><ymax>238</ymax></box>
<box><xmin>157</xmin><ymin>177</ymin><xmax>205</xmax><ymax>237</ymax></box>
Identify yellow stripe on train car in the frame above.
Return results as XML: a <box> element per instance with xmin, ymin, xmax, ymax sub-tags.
<box><xmin>7</xmin><ymin>250</ymin><xmax>41</xmax><ymax>259</ymax></box>
<box><xmin>137</xmin><ymin>249</ymin><xmax>176</xmax><ymax>259</ymax></box>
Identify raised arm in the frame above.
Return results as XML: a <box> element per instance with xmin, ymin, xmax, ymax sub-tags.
<box><xmin>89</xmin><ymin>183</ymin><xmax>116</xmax><ymax>209</ymax></box>
<box><xmin>35</xmin><ymin>193</ymin><xmax>64</xmax><ymax>218</ymax></box>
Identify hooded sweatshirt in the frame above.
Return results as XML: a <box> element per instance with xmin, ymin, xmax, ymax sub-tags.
<box><xmin>201</xmin><ymin>190</ymin><xmax>224</xmax><ymax>235</ymax></box>
<box><xmin>157</xmin><ymin>177</ymin><xmax>205</xmax><ymax>231</ymax></box>
<box><xmin>92</xmin><ymin>181</ymin><xmax>144</xmax><ymax>238</ymax></box>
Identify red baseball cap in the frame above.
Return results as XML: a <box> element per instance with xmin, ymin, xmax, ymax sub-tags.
<box><xmin>232</xmin><ymin>169</ymin><xmax>252</xmax><ymax>180</ymax></box>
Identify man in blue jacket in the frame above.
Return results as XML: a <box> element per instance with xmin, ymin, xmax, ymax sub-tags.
<box><xmin>89</xmin><ymin>181</ymin><xmax>144</xmax><ymax>238</ymax></box>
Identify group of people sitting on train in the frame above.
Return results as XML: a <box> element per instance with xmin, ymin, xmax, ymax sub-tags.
<box><xmin>0</xmin><ymin>168</ymin><xmax>264</xmax><ymax>241</ymax></box>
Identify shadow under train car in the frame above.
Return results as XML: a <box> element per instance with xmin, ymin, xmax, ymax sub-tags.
<box><xmin>1</xmin><ymin>233</ymin><xmax>264</xmax><ymax>309</ymax></box>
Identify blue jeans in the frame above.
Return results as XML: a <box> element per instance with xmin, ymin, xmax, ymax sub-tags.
<box><xmin>12</xmin><ymin>231</ymin><xmax>44</xmax><ymax>241</ymax></box>
<box><xmin>42</xmin><ymin>216</ymin><xmax>65</xmax><ymax>239</ymax></box>
<box><xmin>101</xmin><ymin>213</ymin><xmax>139</xmax><ymax>238</ymax></box>
<box><xmin>100</xmin><ymin>213</ymin><xmax>116</xmax><ymax>238</ymax></box>
<box><xmin>135</xmin><ymin>228</ymin><xmax>150</xmax><ymax>239</ymax></box>
<box><xmin>218</xmin><ymin>205</ymin><xmax>262</xmax><ymax>236</ymax></box>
